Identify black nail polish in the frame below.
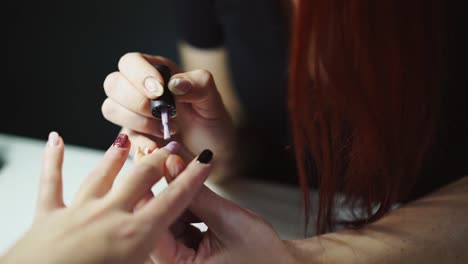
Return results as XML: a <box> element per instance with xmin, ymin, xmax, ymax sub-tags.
<box><xmin>197</xmin><ymin>149</ymin><xmax>213</xmax><ymax>164</ymax></box>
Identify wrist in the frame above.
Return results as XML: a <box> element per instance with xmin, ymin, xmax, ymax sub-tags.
<box><xmin>283</xmin><ymin>239</ymin><xmax>316</xmax><ymax>264</ymax></box>
<box><xmin>284</xmin><ymin>238</ymin><xmax>328</xmax><ymax>264</ymax></box>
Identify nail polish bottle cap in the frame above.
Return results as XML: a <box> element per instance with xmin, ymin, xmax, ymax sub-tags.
<box><xmin>151</xmin><ymin>64</ymin><xmax>176</xmax><ymax>119</ymax></box>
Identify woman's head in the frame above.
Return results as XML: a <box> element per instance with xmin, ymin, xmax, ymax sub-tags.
<box><xmin>289</xmin><ymin>0</ymin><xmax>446</xmax><ymax>234</ymax></box>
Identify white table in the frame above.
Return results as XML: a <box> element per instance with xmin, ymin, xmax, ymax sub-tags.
<box><xmin>0</xmin><ymin>133</ymin><xmax>313</xmax><ymax>255</ymax></box>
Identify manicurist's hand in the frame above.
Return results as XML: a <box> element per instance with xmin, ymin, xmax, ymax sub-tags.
<box><xmin>101</xmin><ymin>53</ymin><xmax>234</xmax><ymax>180</ymax></box>
<box><xmin>147</xmin><ymin>155</ymin><xmax>298</xmax><ymax>264</ymax></box>
<box><xmin>1</xmin><ymin>132</ymin><xmax>213</xmax><ymax>264</ymax></box>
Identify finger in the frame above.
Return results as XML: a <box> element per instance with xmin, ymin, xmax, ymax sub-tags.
<box><xmin>117</xmin><ymin>52</ymin><xmax>180</xmax><ymax>99</ymax></box>
<box><xmin>102</xmin><ymin>98</ymin><xmax>178</xmax><ymax>138</ymax></box>
<box><xmin>166</xmin><ymin>155</ymin><xmax>202</xmax><ymax>223</ymax></box>
<box><xmin>134</xmin><ymin>191</ymin><xmax>154</xmax><ymax>212</ymax></box>
<box><xmin>187</xmin><ymin>183</ymin><xmax>248</xmax><ymax>239</ymax></box>
<box><xmin>133</xmin><ymin>150</ymin><xmax>157</xmax><ymax>213</ymax></box>
<box><xmin>168</xmin><ymin>69</ymin><xmax>228</xmax><ymax>120</ymax></box>
<box><xmin>135</xmin><ymin>149</ymin><xmax>213</xmax><ymax>232</ymax></box>
<box><xmin>108</xmin><ymin>148</ymin><xmax>171</xmax><ymax>211</ymax></box>
<box><xmin>73</xmin><ymin>134</ymin><xmax>131</xmax><ymax>204</ymax></box>
<box><xmin>168</xmin><ymin>155</ymin><xmax>250</xmax><ymax>239</ymax></box>
<box><xmin>37</xmin><ymin>131</ymin><xmax>65</xmax><ymax>216</ymax></box>
<box><xmin>120</xmin><ymin>128</ymin><xmax>159</xmax><ymax>159</ymax></box>
<box><xmin>103</xmin><ymin>71</ymin><xmax>154</xmax><ymax>118</ymax></box>
<box><xmin>165</xmin><ymin>154</ymin><xmax>186</xmax><ymax>181</ymax></box>
<box><xmin>108</xmin><ymin>140</ymin><xmax>181</xmax><ymax>211</ymax></box>
<box><xmin>165</xmin><ymin>149</ymin><xmax>245</xmax><ymax>237</ymax></box>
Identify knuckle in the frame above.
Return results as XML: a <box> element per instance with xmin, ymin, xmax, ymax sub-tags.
<box><xmin>135</xmin><ymin>162</ymin><xmax>157</xmax><ymax>176</ymax></box>
<box><xmin>167</xmin><ymin>178</ymin><xmax>193</xmax><ymax>200</ymax></box>
<box><xmin>40</xmin><ymin>171</ymin><xmax>61</xmax><ymax>186</ymax></box>
<box><xmin>113</xmin><ymin>217</ymin><xmax>139</xmax><ymax>239</ymax></box>
<box><xmin>193</xmin><ymin>69</ymin><xmax>214</xmax><ymax>86</ymax></box>
<box><xmin>137</xmin><ymin>152</ymin><xmax>167</xmax><ymax>173</ymax></box>
<box><xmin>161</xmin><ymin>184</ymin><xmax>186</xmax><ymax>205</ymax></box>
<box><xmin>139</xmin><ymin>116</ymin><xmax>156</xmax><ymax>134</ymax></box>
<box><xmin>133</xmin><ymin>162</ymin><xmax>163</xmax><ymax>184</ymax></box>
<box><xmin>136</xmin><ymin>96</ymin><xmax>150</xmax><ymax>115</ymax></box>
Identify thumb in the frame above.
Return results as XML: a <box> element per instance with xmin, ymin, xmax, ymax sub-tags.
<box><xmin>167</xmin><ymin>69</ymin><xmax>228</xmax><ymax>120</ymax></box>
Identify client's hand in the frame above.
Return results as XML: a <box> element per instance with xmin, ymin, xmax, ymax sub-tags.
<box><xmin>101</xmin><ymin>53</ymin><xmax>235</xmax><ymax>181</ymax></box>
<box><xmin>149</xmin><ymin>155</ymin><xmax>298</xmax><ymax>264</ymax></box>
<box><xmin>1</xmin><ymin>132</ymin><xmax>212</xmax><ymax>264</ymax></box>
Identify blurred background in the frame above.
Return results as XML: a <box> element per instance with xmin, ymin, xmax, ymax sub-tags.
<box><xmin>5</xmin><ymin>0</ymin><xmax>179</xmax><ymax>150</ymax></box>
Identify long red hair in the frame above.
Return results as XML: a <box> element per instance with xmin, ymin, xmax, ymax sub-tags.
<box><xmin>289</xmin><ymin>0</ymin><xmax>446</xmax><ymax>234</ymax></box>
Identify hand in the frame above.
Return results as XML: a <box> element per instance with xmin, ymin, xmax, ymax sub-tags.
<box><xmin>101</xmin><ymin>53</ymin><xmax>235</xmax><ymax>180</ymax></box>
<box><xmin>148</xmin><ymin>155</ymin><xmax>298</xmax><ymax>264</ymax></box>
<box><xmin>1</xmin><ymin>132</ymin><xmax>212</xmax><ymax>264</ymax></box>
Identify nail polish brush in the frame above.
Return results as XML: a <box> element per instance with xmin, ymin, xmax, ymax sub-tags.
<box><xmin>150</xmin><ymin>64</ymin><xmax>176</xmax><ymax>140</ymax></box>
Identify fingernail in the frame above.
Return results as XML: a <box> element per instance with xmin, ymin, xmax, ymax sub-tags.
<box><xmin>196</xmin><ymin>149</ymin><xmax>213</xmax><ymax>164</ymax></box>
<box><xmin>171</xmin><ymin>163</ymin><xmax>184</xmax><ymax>178</ymax></box>
<box><xmin>143</xmin><ymin>147</ymin><xmax>153</xmax><ymax>155</ymax></box>
<box><xmin>163</xmin><ymin>141</ymin><xmax>181</xmax><ymax>154</ymax></box>
<box><xmin>48</xmin><ymin>131</ymin><xmax>59</xmax><ymax>146</ymax></box>
<box><xmin>144</xmin><ymin>76</ymin><xmax>164</xmax><ymax>97</ymax></box>
<box><xmin>168</xmin><ymin>78</ymin><xmax>191</xmax><ymax>95</ymax></box>
<box><xmin>112</xmin><ymin>134</ymin><xmax>129</xmax><ymax>148</ymax></box>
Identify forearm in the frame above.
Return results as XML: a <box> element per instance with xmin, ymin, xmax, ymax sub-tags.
<box><xmin>177</xmin><ymin>41</ymin><xmax>242</xmax><ymax>183</ymax></box>
<box><xmin>289</xmin><ymin>176</ymin><xmax>468</xmax><ymax>264</ymax></box>
<box><xmin>178</xmin><ymin>41</ymin><xmax>243</xmax><ymax>125</ymax></box>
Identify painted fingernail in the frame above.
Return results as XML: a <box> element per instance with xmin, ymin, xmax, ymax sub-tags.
<box><xmin>164</xmin><ymin>141</ymin><xmax>181</xmax><ymax>154</ymax></box>
<box><xmin>144</xmin><ymin>76</ymin><xmax>164</xmax><ymax>97</ymax></box>
<box><xmin>196</xmin><ymin>149</ymin><xmax>213</xmax><ymax>164</ymax></box>
<box><xmin>168</xmin><ymin>78</ymin><xmax>191</xmax><ymax>95</ymax></box>
<box><xmin>48</xmin><ymin>131</ymin><xmax>59</xmax><ymax>146</ymax></box>
<box><xmin>112</xmin><ymin>134</ymin><xmax>129</xmax><ymax>148</ymax></box>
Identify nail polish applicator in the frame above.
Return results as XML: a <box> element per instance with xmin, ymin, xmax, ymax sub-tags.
<box><xmin>151</xmin><ymin>64</ymin><xmax>176</xmax><ymax>140</ymax></box>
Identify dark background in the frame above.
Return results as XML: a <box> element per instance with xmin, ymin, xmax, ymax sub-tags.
<box><xmin>4</xmin><ymin>0</ymin><xmax>180</xmax><ymax>150</ymax></box>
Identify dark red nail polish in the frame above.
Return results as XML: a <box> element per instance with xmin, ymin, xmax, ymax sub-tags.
<box><xmin>197</xmin><ymin>149</ymin><xmax>213</xmax><ymax>164</ymax></box>
<box><xmin>112</xmin><ymin>134</ymin><xmax>129</xmax><ymax>148</ymax></box>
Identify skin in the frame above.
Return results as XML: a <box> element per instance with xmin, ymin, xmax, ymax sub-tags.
<box><xmin>178</xmin><ymin>41</ymin><xmax>243</xmax><ymax>125</ymax></box>
<box><xmin>0</xmin><ymin>132</ymin><xmax>214</xmax><ymax>264</ymax></box>
<box><xmin>289</xmin><ymin>176</ymin><xmax>468</xmax><ymax>263</ymax></box>
<box><xmin>102</xmin><ymin>53</ymin><xmax>234</xmax><ymax>182</ymax></box>
<box><xmin>100</xmin><ymin>53</ymin><xmax>468</xmax><ymax>263</ymax></box>
<box><xmin>150</xmin><ymin>168</ymin><xmax>468</xmax><ymax>264</ymax></box>
<box><xmin>144</xmin><ymin>153</ymin><xmax>297</xmax><ymax>264</ymax></box>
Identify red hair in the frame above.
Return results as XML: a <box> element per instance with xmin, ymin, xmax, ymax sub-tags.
<box><xmin>289</xmin><ymin>0</ymin><xmax>446</xmax><ymax>234</ymax></box>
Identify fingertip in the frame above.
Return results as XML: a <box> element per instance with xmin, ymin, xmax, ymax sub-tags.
<box><xmin>44</xmin><ymin>131</ymin><xmax>64</xmax><ymax>158</ymax></box>
<box><xmin>134</xmin><ymin>191</ymin><xmax>154</xmax><ymax>212</ymax></box>
<box><xmin>47</xmin><ymin>131</ymin><xmax>61</xmax><ymax>147</ymax></box>
<box><xmin>128</xmin><ymin>135</ymin><xmax>159</xmax><ymax>159</ymax></box>
<box><xmin>111</xmin><ymin>133</ymin><xmax>130</xmax><ymax>149</ymax></box>
<box><xmin>109</xmin><ymin>133</ymin><xmax>131</xmax><ymax>160</ymax></box>
<box><xmin>168</xmin><ymin>77</ymin><xmax>191</xmax><ymax>96</ymax></box>
<box><xmin>162</xmin><ymin>141</ymin><xmax>181</xmax><ymax>154</ymax></box>
<box><xmin>38</xmin><ymin>131</ymin><xmax>65</xmax><ymax>214</ymax></box>
<box><xmin>143</xmin><ymin>76</ymin><xmax>164</xmax><ymax>99</ymax></box>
